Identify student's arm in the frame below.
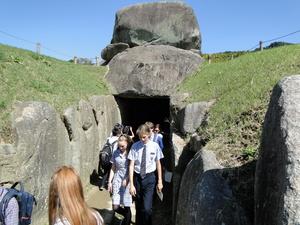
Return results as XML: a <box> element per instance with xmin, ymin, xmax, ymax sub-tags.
<box><xmin>129</xmin><ymin>160</ymin><xmax>136</xmax><ymax>196</ymax></box>
<box><xmin>156</xmin><ymin>160</ymin><xmax>163</xmax><ymax>192</ymax></box>
<box><xmin>129</xmin><ymin>126</ymin><xmax>135</xmax><ymax>139</ymax></box>
<box><xmin>107</xmin><ymin>164</ymin><xmax>115</xmax><ymax>193</ymax></box>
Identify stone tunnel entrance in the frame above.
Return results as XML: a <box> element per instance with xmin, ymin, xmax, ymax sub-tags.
<box><xmin>114</xmin><ymin>95</ymin><xmax>171</xmax><ymax>141</ymax></box>
<box><xmin>114</xmin><ymin>95</ymin><xmax>174</xmax><ymax>224</ymax></box>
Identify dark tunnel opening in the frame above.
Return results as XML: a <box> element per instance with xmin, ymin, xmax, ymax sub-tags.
<box><xmin>114</xmin><ymin>95</ymin><xmax>174</xmax><ymax>170</ymax></box>
<box><xmin>114</xmin><ymin>96</ymin><xmax>171</xmax><ymax>139</ymax></box>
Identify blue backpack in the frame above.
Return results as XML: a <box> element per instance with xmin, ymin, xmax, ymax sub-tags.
<box><xmin>0</xmin><ymin>181</ymin><xmax>37</xmax><ymax>225</ymax></box>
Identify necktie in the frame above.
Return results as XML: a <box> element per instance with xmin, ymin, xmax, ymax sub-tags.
<box><xmin>140</xmin><ymin>145</ymin><xmax>146</xmax><ymax>178</ymax></box>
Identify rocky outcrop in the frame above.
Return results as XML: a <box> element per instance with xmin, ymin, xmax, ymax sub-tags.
<box><xmin>105</xmin><ymin>45</ymin><xmax>203</xmax><ymax>96</ymax></box>
<box><xmin>111</xmin><ymin>2</ymin><xmax>201</xmax><ymax>50</ymax></box>
<box><xmin>1</xmin><ymin>102</ymin><xmax>71</xmax><ymax>223</ymax></box>
<box><xmin>101</xmin><ymin>43</ymin><xmax>129</xmax><ymax>62</ymax></box>
<box><xmin>0</xmin><ymin>96</ymin><xmax>121</xmax><ymax>225</ymax></box>
<box><xmin>255</xmin><ymin>75</ymin><xmax>300</xmax><ymax>225</ymax></box>
<box><xmin>176</xmin><ymin>149</ymin><xmax>251</xmax><ymax>225</ymax></box>
<box><xmin>177</xmin><ymin>100</ymin><xmax>215</xmax><ymax>134</ymax></box>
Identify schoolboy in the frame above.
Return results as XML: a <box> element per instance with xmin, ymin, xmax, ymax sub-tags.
<box><xmin>128</xmin><ymin>124</ymin><xmax>163</xmax><ymax>225</ymax></box>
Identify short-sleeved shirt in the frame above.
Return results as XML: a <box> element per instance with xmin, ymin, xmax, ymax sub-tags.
<box><xmin>128</xmin><ymin>140</ymin><xmax>164</xmax><ymax>174</ymax></box>
<box><xmin>110</xmin><ymin>149</ymin><xmax>132</xmax><ymax>206</ymax></box>
<box><xmin>151</xmin><ymin>133</ymin><xmax>164</xmax><ymax>150</ymax></box>
<box><xmin>107</xmin><ymin>136</ymin><xmax>119</xmax><ymax>153</ymax></box>
<box><xmin>0</xmin><ymin>187</ymin><xmax>19</xmax><ymax>225</ymax></box>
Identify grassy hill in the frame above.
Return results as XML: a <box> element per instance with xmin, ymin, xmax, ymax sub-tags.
<box><xmin>1</xmin><ymin>43</ymin><xmax>300</xmax><ymax>166</ymax></box>
<box><xmin>179</xmin><ymin>45</ymin><xmax>300</xmax><ymax>166</ymax></box>
<box><xmin>0</xmin><ymin>44</ymin><xmax>108</xmax><ymax>142</ymax></box>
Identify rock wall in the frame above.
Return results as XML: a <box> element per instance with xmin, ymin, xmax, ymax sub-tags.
<box><xmin>0</xmin><ymin>95</ymin><xmax>121</xmax><ymax>225</ymax></box>
<box><xmin>176</xmin><ymin>149</ymin><xmax>251</xmax><ymax>225</ymax></box>
<box><xmin>255</xmin><ymin>75</ymin><xmax>300</xmax><ymax>225</ymax></box>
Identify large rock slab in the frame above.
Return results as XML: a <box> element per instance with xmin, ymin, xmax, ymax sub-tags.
<box><xmin>255</xmin><ymin>75</ymin><xmax>300</xmax><ymax>225</ymax></box>
<box><xmin>10</xmin><ymin>101</ymin><xmax>70</xmax><ymax>224</ymax></box>
<box><xmin>178</xmin><ymin>101</ymin><xmax>214</xmax><ymax>134</ymax></box>
<box><xmin>111</xmin><ymin>2</ymin><xmax>201</xmax><ymax>50</ymax></box>
<box><xmin>89</xmin><ymin>95</ymin><xmax>121</xmax><ymax>149</ymax></box>
<box><xmin>176</xmin><ymin>149</ymin><xmax>250</xmax><ymax>225</ymax></box>
<box><xmin>106</xmin><ymin>45</ymin><xmax>203</xmax><ymax>96</ymax></box>
<box><xmin>63</xmin><ymin>100</ymin><xmax>99</xmax><ymax>184</ymax></box>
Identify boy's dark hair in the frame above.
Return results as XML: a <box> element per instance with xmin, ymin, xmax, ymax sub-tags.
<box><xmin>122</xmin><ymin>126</ymin><xmax>131</xmax><ymax>135</ymax></box>
<box><xmin>112</xmin><ymin>126</ymin><xmax>122</xmax><ymax>136</ymax></box>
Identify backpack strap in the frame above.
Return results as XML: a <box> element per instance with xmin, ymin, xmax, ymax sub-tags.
<box><xmin>111</xmin><ymin>140</ymin><xmax>118</xmax><ymax>151</ymax></box>
<box><xmin>11</xmin><ymin>181</ymin><xmax>24</xmax><ymax>192</ymax></box>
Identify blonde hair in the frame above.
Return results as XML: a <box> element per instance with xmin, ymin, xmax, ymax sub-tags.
<box><xmin>118</xmin><ymin>134</ymin><xmax>133</xmax><ymax>153</ymax></box>
<box><xmin>145</xmin><ymin>121</ymin><xmax>154</xmax><ymax>129</ymax></box>
<box><xmin>136</xmin><ymin>124</ymin><xmax>151</xmax><ymax>137</ymax></box>
<box><xmin>48</xmin><ymin>166</ymin><xmax>101</xmax><ymax>225</ymax></box>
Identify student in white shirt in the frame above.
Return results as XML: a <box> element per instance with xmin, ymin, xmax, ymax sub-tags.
<box><xmin>128</xmin><ymin>124</ymin><xmax>163</xmax><ymax>225</ymax></box>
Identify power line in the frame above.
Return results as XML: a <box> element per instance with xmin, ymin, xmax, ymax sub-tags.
<box><xmin>0</xmin><ymin>29</ymin><xmax>73</xmax><ymax>58</ymax></box>
<box><xmin>263</xmin><ymin>29</ymin><xmax>300</xmax><ymax>44</ymax></box>
<box><xmin>247</xmin><ymin>29</ymin><xmax>300</xmax><ymax>51</ymax></box>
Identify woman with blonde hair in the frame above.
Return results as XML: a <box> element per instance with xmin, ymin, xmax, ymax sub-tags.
<box><xmin>48</xmin><ymin>166</ymin><xmax>104</xmax><ymax>225</ymax></box>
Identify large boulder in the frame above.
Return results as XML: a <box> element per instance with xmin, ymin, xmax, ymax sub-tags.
<box><xmin>111</xmin><ymin>2</ymin><xmax>201</xmax><ymax>50</ymax></box>
<box><xmin>176</xmin><ymin>150</ymin><xmax>250</xmax><ymax>225</ymax></box>
<box><xmin>101</xmin><ymin>43</ymin><xmax>129</xmax><ymax>62</ymax></box>
<box><xmin>63</xmin><ymin>100</ymin><xmax>99</xmax><ymax>184</ymax></box>
<box><xmin>178</xmin><ymin>101</ymin><xmax>215</xmax><ymax>134</ymax></box>
<box><xmin>105</xmin><ymin>45</ymin><xmax>203</xmax><ymax>96</ymax></box>
<box><xmin>2</xmin><ymin>101</ymin><xmax>71</xmax><ymax>224</ymax></box>
<box><xmin>255</xmin><ymin>75</ymin><xmax>300</xmax><ymax>225</ymax></box>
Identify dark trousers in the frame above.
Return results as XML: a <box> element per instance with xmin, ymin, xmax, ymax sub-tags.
<box><xmin>134</xmin><ymin>172</ymin><xmax>156</xmax><ymax>225</ymax></box>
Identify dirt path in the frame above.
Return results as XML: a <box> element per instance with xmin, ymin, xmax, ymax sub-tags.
<box><xmin>86</xmin><ymin>185</ymin><xmax>136</xmax><ymax>224</ymax></box>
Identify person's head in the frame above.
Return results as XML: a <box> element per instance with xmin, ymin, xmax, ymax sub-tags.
<box><xmin>154</xmin><ymin>124</ymin><xmax>160</xmax><ymax>133</ymax></box>
<box><xmin>122</xmin><ymin>125</ymin><xmax>131</xmax><ymax>135</ymax></box>
<box><xmin>112</xmin><ymin>126</ymin><xmax>122</xmax><ymax>137</ymax></box>
<box><xmin>118</xmin><ymin>134</ymin><xmax>133</xmax><ymax>153</ymax></box>
<box><xmin>136</xmin><ymin>124</ymin><xmax>151</xmax><ymax>144</ymax></box>
<box><xmin>145</xmin><ymin>121</ymin><xmax>154</xmax><ymax>134</ymax></box>
<box><xmin>48</xmin><ymin>166</ymin><xmax>97</xmax><ymax>225</ymax></box>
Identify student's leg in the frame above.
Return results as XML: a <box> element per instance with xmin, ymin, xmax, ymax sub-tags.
<box><xmin>115</xmin><ymin>207</ymin><xmax>131</xmax><ymax>225</ymax></box>
<box><xmin>134</xmin><ymin>174</ymin><xmax>143</xmax><ymax>225</ymax></box>
<box><xmin>142</xmin><ymin>173</ymin><xmax>156</xmax><ymax>225</ymax></box>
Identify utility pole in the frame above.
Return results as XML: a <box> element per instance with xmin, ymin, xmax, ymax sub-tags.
<box><xmin>259</xmin><ymin>41</ymin><xmax>263</xmax><ymax>51</ymax></box>
<box><xmin>95</xmin><ymin>56</ymin><xmax>100</xmax><ymax>66</ymax></box>
<box><xmin>36</xmin><ymin>42</ymin><xmax>41</xmax><ymax>54</ymax></box>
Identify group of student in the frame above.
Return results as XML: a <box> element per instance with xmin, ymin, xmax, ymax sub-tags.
<box><xmin>104</xmin><ymin>121</ymin><xmax>165</xmax><ymax>225</ymax></box>
<box><xmin>0</xmin><ymin>121</ymin><xmax>165</xmax><ymax>225</ymax></box>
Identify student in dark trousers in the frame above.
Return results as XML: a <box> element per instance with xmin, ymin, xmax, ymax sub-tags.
<box><xmin>128</xmin><ymin>124</ymin><xmax>164</xmax><ymax>225</ymax></box>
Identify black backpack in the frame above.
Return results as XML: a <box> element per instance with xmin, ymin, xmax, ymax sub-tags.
<box><xmin>99</xmin><ymin>139</ymin><xmax>117</xmax><ymax>170</ymax></box>
<box><xmin>0</xmin><ymin>181</ymin><xmax>37</xmax><ymax>225</ymax></box>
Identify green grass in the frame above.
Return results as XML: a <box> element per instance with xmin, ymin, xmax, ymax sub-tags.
<box><xmin>179</xmin><ymin>45</ymin><xmax>300</xmax><ymax>165</ymax></box>
<box><xmin>0</xmin><ymin>44</ymin><xmax>108</xmax><ymax>142</ymax></box>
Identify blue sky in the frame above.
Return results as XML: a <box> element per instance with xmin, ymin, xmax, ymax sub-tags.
<box><xmin>0</xmin><ymin>0</ymin><xmax>299</xmax><ymax>60</ymax></box>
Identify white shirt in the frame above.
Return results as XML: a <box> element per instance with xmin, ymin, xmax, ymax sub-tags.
<box><xmin>54</xmin><ymin>211</ymin><xmax>103</xmax><ymax>225</ymax></box>
<box><xmin>150</xmin><ymin>133</ymin><xmax>164</xmax><ymax>150</ymax></box>
<box><xmin>107</xmin><ymin>136</ymin><xmax>119</xmax><ymax>153</ymax></box>
<box><xmin>128</xmin><ymin>140</ymin><xmax>164</xmax><ymax>174</ymax></box>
